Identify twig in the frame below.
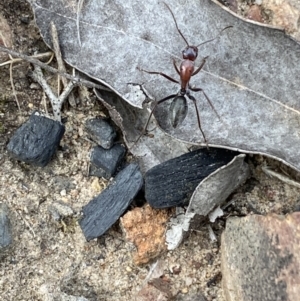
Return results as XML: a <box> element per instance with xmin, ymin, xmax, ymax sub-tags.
<box><xmin>42</xmin><ymin>92</ymin><xmax>49</xmax><ymax>115</ymax></box>
<box><xmin>0</xmin><ymin>45</ymin><xmax>111</xmax><ymax>91</ymax></box>
<box><xmin>51</xmin><ymin>22</ymin><xmax>77</xmax><ymax>107</ymax></box>
<box><xmin>9</xmin><ymin>59</ymin><xmax>20</xmax><ymax>110</ymax></box>
<box><xmin>0</xmin><ymin>31</ymin><xmax>20</xmax><ymax>110</ymax></box>
<box><xmin>261</xmin><ymin>164</ymin><xmax>300</xmax><ymax>189</ymax></box>
<box><xmin>77</xmin><ymin>0</ymin><xmax>85</xmax><ymax>46</ymax></box>
<box><xmin>16</xmin><ymin>209</ymin><xmax>36</xmax><ymax>238</ymax></box>
<box><xmin>0</xmin><ymin>51</ymin><xmax>53</xmax><ymax>67</ymax></box>
<box><xmin>29</xmin><ymin>65</ymin><xmax>58</xmax><ymax>101</ymax></box>
<box><xmin>58</xmin><ymin>81</ymin><xmax>76</xmax><ymax>104</ymax></box>
<box><xmin>29</xmin><ymin>65</ymin><xmax>75</xmax><ymax>121</ymax></box>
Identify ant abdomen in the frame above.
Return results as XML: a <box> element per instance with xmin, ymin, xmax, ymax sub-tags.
<box><xmin>169</xmin><ymin>96</ymin><xmax>188</xmax><ymax>128</ymax></box>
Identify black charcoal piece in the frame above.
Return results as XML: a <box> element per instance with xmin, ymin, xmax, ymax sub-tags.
<box><xmin>85</xmin><ymin>118</ymin><xmax>116</xmax><ymax>149</ymax></box>
<box><xmin>89</xmin><ymin>144</ymin><xmax>126</xmax><ymax>179</ymax></box>
<box><xmin>145</xmin><ymin>148</ymin><xmax>239</xmax><ymax>208</ymax></box>
<box><xmin>80</xmin><ymin>163</ymin><xmax>143</xmax><ymax>241</ymax></box>
<box><xmin>0</xmin><ymin>204</ymin><xmax>12</xmax><ymax>249</ymax></box>
<box><xmin>7</xmin><ymin>112</ymin><xmax>65</xmax><ymax>167</ymax></box>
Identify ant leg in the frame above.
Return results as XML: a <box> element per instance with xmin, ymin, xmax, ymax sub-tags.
<box><xmin>188</xmin><ymin>86</ymin><xmax>221</xmax><ymax>121</ymax></box>
<box><xmin>137</xmin><ymin>67</ymin><xmax>179</xmax><ymax>84</ymax></box>
<box><xmin>187</xmin><ymin>94</ymin><xmax>208</xmax><ymax>147</ymax></box>
<box><xmin>192</xmin><ymin>56</ymin><xmax>208</xmax><ymax>76</ymax></box>
<box><xmin>173</xmin><ymin>59</ymin><xmax>180</xmax><ymax>75</ymax></box>
<box><xmin>132</xmin><ymin>93</ymin><xmax>178</xmax><ymax>146</ymax></box>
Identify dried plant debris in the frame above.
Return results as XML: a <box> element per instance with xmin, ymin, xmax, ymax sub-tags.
<box><xmin>0</xmin><ymin>13</ymin><xmax>13</xmax><ymax>62</ymax></box>
<box><xmin>48</xmin><ymin>201</ymin><xmax>78</xmax><ymax>233</ymax></box>
<box><xmin>166</xmin><ymin>154</ymin><xmax>250</xmax><ymax>250</ymax></box>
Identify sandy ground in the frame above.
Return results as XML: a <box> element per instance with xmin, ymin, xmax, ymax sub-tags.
<box><xmin>1</xmin><ymin>1</ymin><xmax>300</xmax><ymax>300</ymax></box>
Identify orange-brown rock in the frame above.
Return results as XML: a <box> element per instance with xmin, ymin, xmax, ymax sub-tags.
<box><xmin>135</xmin><ymin>283</ymin><xmax>170</xmax><ymax>301</ymax></box>
<box><xmin>120</xmin><ymin>204</ymin><xmax>174</xmax><ymax>265</ymax></box>
<box><xmin>246</xmin><ymin>5</ymin><xmax>264</xmax><ymax>23</ymax></box>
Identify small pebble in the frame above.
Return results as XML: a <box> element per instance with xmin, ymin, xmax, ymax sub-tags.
<box><xmin>60</xmin><ymin>189</ymin><xmax>67</xmax><ymax>196</ymax></box>
<box><xmin>85</xmin><ymin>118</ymin><xmax>116</xmax><ymax>149</ymax></box>
<box><xmin>89</xmin><ymin>144</ymin><xmax>126</xmax><ymax>179</ymax></box>
<box><xmin>181</xmin><ymin>287</ymin><xmax>188</xmax><ymax>294</ymax></box>
<box><xmin>29</xmin><ymin>83</ymin><xmax>40</xmax><ymax>90</ymax></box>
<box><xmin>126</xmin><ymin>266</ymin><xmax>132</xmax><ymax>272</ymax></box>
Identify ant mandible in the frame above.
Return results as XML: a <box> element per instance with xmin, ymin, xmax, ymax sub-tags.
<box><xmin>136</xmin><ymin>2</ymin><xmax>232</xmax><ymax>146</ymax></box>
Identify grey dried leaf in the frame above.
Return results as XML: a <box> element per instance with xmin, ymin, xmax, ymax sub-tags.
<box><xmin>30</xmin><ymin>0</ymin><xmax>300</xmax><ymax>171</ymax></box>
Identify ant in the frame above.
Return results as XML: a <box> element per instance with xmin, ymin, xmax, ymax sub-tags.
<box><xmin>135</xmin><ymin>2</ymin><xmax>232</xmax><ymax>146</ymax></box>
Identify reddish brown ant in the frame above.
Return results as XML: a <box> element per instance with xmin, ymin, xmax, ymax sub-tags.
<box><xmin>135</xmin><ymin>2</ymin><xmax>232</xmax><ymax>145</ymax></box>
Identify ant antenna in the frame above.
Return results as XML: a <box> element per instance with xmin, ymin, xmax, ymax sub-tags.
<box><xmin>163</xmin><ymin>2</ymin><xmax>189</xmax><ymax>47</ymax></box>
<box><xmin>163</xmin><ymin>1</ymin><xmax>232</xmax><ymax>48</ymax></box>
<box><xmin>196</xmin><ymin>26</ymin><xmax>233</xmax><ymax>47</ymax></box>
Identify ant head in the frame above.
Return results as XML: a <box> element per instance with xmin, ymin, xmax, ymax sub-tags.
<box><xmin>182</xmin><ymin>46</ymin><xmax>198</xmax><ymax>61</ymax></box>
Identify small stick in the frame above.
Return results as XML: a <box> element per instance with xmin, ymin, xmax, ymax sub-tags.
<box><xmin>29</xmin><ymin>65</ymin><xmax>75</xmax><ymax>121</ymax></box>
<box><xmin>0</xmin><ymin>45</ymin><xmax>111</xmax><ymax>91</ymax></box>
<box><xmin>0</xmin><ymin>31</ymin><xmax>20</xmax><ymax>110</ymax></box>
<box><xmin>0</xmin><ymin>52</ymin><xmax>53</xmax><ymax>67</ymax></box>
<box><xmin>42</xmin><ymin>92</ymin><xmax>49</xmax><ymax>115</ymax></box>
<box><xmin>261</xmin><ymin>164</ymin><xmax>300</xmax><ymax>189</ymax></box>
<box><xmin>51</xmin><ymin>22</ymin><xmax>76</xmax><ymax>107</ymax></box>
<box><xmin>76</xmin><ymin>0</ymin><xmax>85</xmax><ymax>46</ymax></box>
<box><xmin>9</xmin><ymin>59</ymin><xmax>20</xmax><ymax>110</ymax></box>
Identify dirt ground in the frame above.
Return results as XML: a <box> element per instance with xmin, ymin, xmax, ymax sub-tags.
<box><xmin>1</xmin><ymin>1</ymin><xmax>300</xmax><ymax>301</ymax></box>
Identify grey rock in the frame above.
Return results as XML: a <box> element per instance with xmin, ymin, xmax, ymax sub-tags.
<box><xmin>80</xmin><ymin>163</ymin><xmax>143</xmax><ymax>241</ymax></box>
<box><xmin>50</xmin><ymin>176</ymin><xmax>76</xmax><ymax>193</ymax></box>
<box><xmin>7</xmin><ymin>112</ymin><xmax>65</xmax><ymax>167</ymax></box>
<box><xmin>60</xmin><ymin>293</ymin><xmax>89</xmax><ymax>301</ymax></box>
<box><xmin>175</xmin><ymin>292</ymin><xmax>207</xmax><ymax>301</ymax></box>
<box><xmin>89</xmin><ymin>144</ymin><xmax>126</xmax><ymax>179</ymax></box>
<box><xmin>145</xmin><ymin>148</ymin><xmax>238</xmax><ymax>208</ymax></box>
<box><xmin>85</xmin><ymin>118</ymin><xmax>116</xmax><ymax>149</ymax></box>
<box><xmin>48</xmin><ymin>201</ymin><xmax>75</xmax><ymax>221</ymax></box>
<box><xmin>0</xmin><ymin>204</ymin><xmax>12</xmax><ymax>249</ymax></box>
<box><xmin>222</xmin><ymin>213</ymin><xmax>300</xmax><ymax>301</ymax></box>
